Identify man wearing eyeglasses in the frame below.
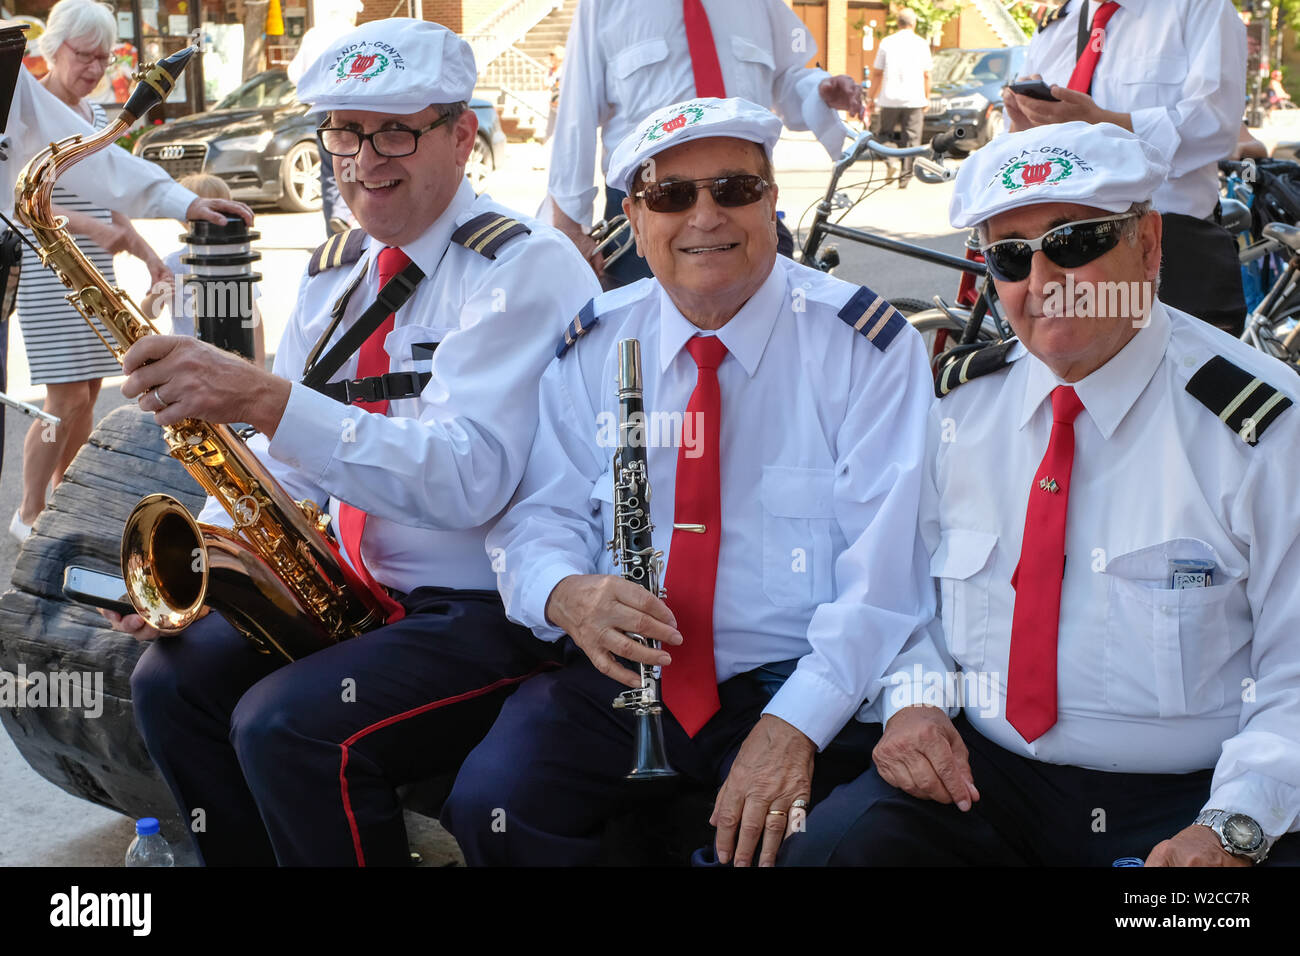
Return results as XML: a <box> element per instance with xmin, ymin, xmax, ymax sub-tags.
<box><xmin>781</xmin><ymin>122</ymin><xmax>1300</xmax><ymax>867</ymax></box>
<box><xmin>113</xmin><ymin>20</ymin><xmax>600</xmax><ymax>866</ymax></box>
<box><xmin>441</xmin><ymin>98</ymin><xmax>937</xmax><ymax>867</ymax></box>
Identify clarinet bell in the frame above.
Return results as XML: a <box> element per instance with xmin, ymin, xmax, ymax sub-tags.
<box><xmin>627</xmin><ymin>711</ymin><xmax>679</xmax><ymax>781</ymax></box>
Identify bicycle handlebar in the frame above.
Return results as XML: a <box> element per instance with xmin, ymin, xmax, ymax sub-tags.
<box><xmin>834</xmin><ymin>119</ymin><xmax>966</xmax><ymax>182</ymax></box>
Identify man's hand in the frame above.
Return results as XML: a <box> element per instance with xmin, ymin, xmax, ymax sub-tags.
<box><xmin>1146</xmin><ymin>825</ymin><xmax>1253</xmax><ymax>867</ymax></box>
<box><xmin>549</xmin><ymin>203</ymin><xmax>605</xmax><ymax>278</ymax></box>
<box><xmin>711</xmin><ymin>714</ymin><xmax>815</xmax><ymax>867</ymax></box>
<box><xmin>99</xmin><ymin>608</ymin><xmax>162</xmax><ymax>642</ymax></box>
<box><xmin>1002</xmin><ymin>79</ymin><xmax>1133</xmax><ymax>133</ymax></box>
<box><xmin>820</xmin><ymin>74</ymin><xmax>867</xmax><ymax>120</ymax></box>
<box><xmin>120</xmin><ymin>335</ymin><xmax>291</xmax><ymax>435</ymax></box>
<box><xmin>873</xmin><ymin>705</ymin><xmax>979</xmax><ymax>809</ymax></box>
<box><xmin>544</xmin><ymin>574</ymin><xmax>681</xmax><ymax>687</ymax></box>
<box><xmin>186</xmin><ymin>197</ymin><xmax>254</xmax><ymax>227</ymax></box>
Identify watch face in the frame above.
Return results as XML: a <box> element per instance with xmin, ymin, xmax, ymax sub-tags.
<box><xmin>1223</xmin><ymin>814</ymin><xmax>1263</xmax><ymax>851</ymax></box>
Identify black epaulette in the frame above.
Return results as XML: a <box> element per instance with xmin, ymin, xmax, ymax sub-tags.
<box><xmin>307</xmin><ymin>228</ymin><xmax>366</xmax><ymax>276</ymax></box>
<box><xmin>555</xmin><ymin>299</ymin><xmax>597</xmax><ymax>358</ymax></box>
<box><xmin>1038</xmin><ymin>0</ymin><xmax>1071</xmax><ymax>31</ymax></box>
<box><xmin>935</xmin><ymin>340</ymin><xmax>1017</xmax><ymax>398</ymax></box>
<box><xmin>837</xmin><ymin>285</ymin><xmax>907</xmax><ymax>352</ymax></box>
<box><xmin>1185</xmin><ymin>355</ymin><xmax>1293</xmax><ymax>446</ymax></box>
<box><xmin>451</xmin><ymin>212</ymin><xmax>531</xmax><ymax>259</ymax></box>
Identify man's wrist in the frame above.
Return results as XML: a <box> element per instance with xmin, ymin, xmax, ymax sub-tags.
<box><xmin>251</xmin><ymin>373</ymin><xmax>292</xmax><ymax>437</ymax></box>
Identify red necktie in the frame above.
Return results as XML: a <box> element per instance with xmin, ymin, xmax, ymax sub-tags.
<box><xmin>336</xmin><ymin>245</ymin><xmax>409</xmax><ymax>622</ymax></box>
<box><xmin>1006</xmin><ymin>386</ymin><xmax>1085</xmax><ymax>743</ymax></box>
<box><xmin>1067</xmin><ymin>1</ymin><xmax>1120</xmax><ymax>94</ymax></box>
<box><xmin>662</xmin><ymin>336</ymin><xmax>726</xmax><ymax>737</ymax></box>
<box><xmin>683</xmin><ymin>0</ymin><xmax>726</xmax><ymax>98</ymax></box>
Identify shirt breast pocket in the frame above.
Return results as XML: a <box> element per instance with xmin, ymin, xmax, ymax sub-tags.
<box><xmin>760</xmin><ymin>465</ymin><xmax>835</xmax><ymax>608</ymax></box>
<box><xmin>929</xmin><ymin>529</ymin><xmax>996</xmax><ymax>671</ymax></box>
<box><xmin>384</xmin><ymin>325</ymin><xmax>446</xmax><ymax>378</ymax></box>
<box><xmin>1103</xmin><ymin>539</ymin><xmax>1232</xmax><ymax>718</ymax></box>
<box><xmin>609</xmin><ymin>38</ymin><xmax>670</xmax><ymax>105</ymax></box>
<box><xmin>1115</xmin><ymin>55</ymin><xmax>1188</xmax><ymax>110</ymax></box>
<box><xmin>730</xmin><ymin>36</ymin><xmax>775</xmax><ymax>89</ymax></box>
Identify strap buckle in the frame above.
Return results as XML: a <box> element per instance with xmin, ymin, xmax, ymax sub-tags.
<box><xmin>340</xmin><ymin>371</ymin><xmax>427</xmax><ymax>406</ymax></box>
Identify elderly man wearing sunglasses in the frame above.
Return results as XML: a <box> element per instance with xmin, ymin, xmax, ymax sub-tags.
<box><xmin>781</xmin><ymin>121</ymin><xmax>1300</xmax><ymax>867</ymax></box>
<box><xmin>442</xmin><ymin>98</ymin><xmax>938</xmax><ymax>867</ymax></box>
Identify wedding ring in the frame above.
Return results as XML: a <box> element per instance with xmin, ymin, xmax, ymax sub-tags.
<box><xmin>791</xmin><ymin>799</ymin><xmax>810</xmax><ymax>811</ymax></box>
<box><xmin>766</xmin><ymin>808</ymin><xmax>787</xmax><ymax>816</ymax></box>
<box><xmin>153</xmin><ymin>386</ymin><xmax>169</xmax><ymax>408</ymax></box>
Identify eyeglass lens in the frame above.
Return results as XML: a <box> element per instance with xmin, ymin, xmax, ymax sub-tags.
<box><xmin>642</xmin><ymin>175</ymin><xmax>767</xmax><ymax>213</ymax></box>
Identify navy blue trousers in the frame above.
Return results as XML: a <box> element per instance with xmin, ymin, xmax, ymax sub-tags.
<box><xmin>441</xmin><ymin>644</ymin><xmax>879</xmax><ymax>865</ymax></box>
<box><xmin>131</xmin><ymin>586</ymin><xmax>558</xmax><ymax>866</ymax></box>
<box><xmin>780</xmin><ymin>715</ymin><xmax>1300</xmax><ymax>866</ymax></box>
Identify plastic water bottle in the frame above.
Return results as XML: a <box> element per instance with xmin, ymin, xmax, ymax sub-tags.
<box><xmin>125</xmin><ymin>817</ymin><xmax>174</xmax><ymax>867</ymax></box>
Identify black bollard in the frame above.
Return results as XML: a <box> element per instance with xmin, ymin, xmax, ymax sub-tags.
<box><xmin>180</xmin><ymin>215</ymin><xmax>261</xmax><ymax>361</ymax></box>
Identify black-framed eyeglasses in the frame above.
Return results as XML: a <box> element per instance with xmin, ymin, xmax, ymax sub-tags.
<box><xmin>980</xmin><ymin>213</ymin><xmax>1139</xmax><ymax>283</ymax></box>
<box><xmin>316</xmin><ymin>113</ymin><xmax>452</xmax><ymax>158</ymax></box>
<box><xmin>633</xmin><ymin>174</ymin><xmax>770</xmax><ymax>214</ymax></box>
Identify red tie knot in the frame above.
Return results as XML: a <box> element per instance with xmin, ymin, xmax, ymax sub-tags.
<box><xmin>686</xmin><ymin>334</ymin><xmax>728</xmax><ymax>371</ymax></box>
<box><xmin>376</xmin><ymin>245</ymin><xmax>411</xmax><ymax>287</ymax></box>
<box><xmin>1093</xmin><ymin>1</ymin><xmax>1120</xmax><ymax>27</ymax></box>
<box><xmin>1051</xmin><ymin>385</ymin><xmax>1085</xmax><ymax>425</ymax></box>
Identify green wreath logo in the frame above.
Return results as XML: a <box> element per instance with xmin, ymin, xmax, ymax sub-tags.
<box><xmin>645</xmin><ymin>105</ymin><xmax>707</xmax><ymax>144</ymax></box>
<box><xmin>1002</xmin><ymin>157</ymin><xmax>1074</xmax><ymax>190</ymax></box>
<box><xmin>336</xmin><ymin>51</ymin><xmax>389</xmax><ymax>82</ymax></box>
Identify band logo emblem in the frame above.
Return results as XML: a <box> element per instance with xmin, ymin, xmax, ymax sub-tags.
<box><xmin>639</xmin><ymin>102</ymin><xmax>714</xmax><ymax>147</ymax></box>
<box><xmin>336</xmin><ymin>50</ymin><xmax>389</xmax><ymax>82</ymax></box>
<box><xmin>1002</xmin><ymin>156</ymin><xmax>1074</xmax><ymax>191</ymax></box>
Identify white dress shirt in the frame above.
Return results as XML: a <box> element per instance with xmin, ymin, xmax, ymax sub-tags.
<box><xmin>914</xmin><ymin>301</ymin><xmax>1300</xmax><ymax>838</ymax></box>
<box><xmin>1020</xmin><ymin>0</ymin><xmax>1245</xmax><ymax>219</ymax></box>
<box><xmin>486</xmin><ymin>256</ymin><xmax>936</xmax><ymax>749</ymax></box>
<box><xmin>1</xmin><ymin>69</ymin><xmax>194</xmax><ymax>220</ymax></box>
<box><xmin>872</xmin><ymin>29</ymin><xmax>933</xmax><ymax>109</ymax></box>
<box><xmin>198</xmin><ymin>178</ymin><xmax>601</xmax><ymax>594</ymax></box>
<box><xmin>549</xmin><ymin>0</ymin><xmax>839</xmax><ymax>226</ymax></box>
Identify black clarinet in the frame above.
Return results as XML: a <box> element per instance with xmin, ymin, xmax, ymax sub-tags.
<box><xmin>609</xmin><ymin>338</ymin><xmax>678</xmax><ymax>780</ymax></box>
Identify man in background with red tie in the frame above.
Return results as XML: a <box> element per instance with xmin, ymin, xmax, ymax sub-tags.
<box><xmin>106</xmin><ymin>20</ymin><xmax>600</xmax><ymax>866</ymax></box>
<box><xmin>782</xmin><ymin>122</ymin><xmax>1300</xmax><ymax>867</ymax></box>
<box><xmin>1002</xmin><ymin>0</ymin><xmax>1247</xmax><ymax>334</ymax></box>
<box><xmin>441</xmin><ymin>98</ymin><xmax>937</xmax><ymax>866</ymax></box>
<box><xmin>547</xmin><ymin>0</ymin><xmax>866</xmax><ymax>288</ymax></box>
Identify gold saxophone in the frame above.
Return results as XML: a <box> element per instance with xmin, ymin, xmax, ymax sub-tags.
<box><xmin>16</xmin><ymin>48</ymin><xmax>389</xmax><ymax>661</ymax></box>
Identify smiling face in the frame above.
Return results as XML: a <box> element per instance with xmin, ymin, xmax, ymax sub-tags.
<box><xmin>623</xmin><ymin>136</ymin><xmax>779</xmax><ymax>329</ymax></box>
<box><xmin>331</xmin><ymin>104</ymin><xmax>478</xmax><ymax>247</ymax></box>
<box><xmin>985</xmin><ymin>200</ymin><xmax>1162</xmax><ymax>382</ymax></box>
<box><xmin>52</xmin><ymin>33</ymin><xmax>110</xmax><ymax>100</ymax></box>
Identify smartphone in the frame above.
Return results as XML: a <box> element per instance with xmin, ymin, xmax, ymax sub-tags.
<box><xmin>1008</xmin><ymin>80</ymin><xmax>1059</xmax><ymax>102</ymax></box>
<box><xmin>63</xmin><ymin>565</ymin><xmax>135</xmax><ymax>616</ymax></box>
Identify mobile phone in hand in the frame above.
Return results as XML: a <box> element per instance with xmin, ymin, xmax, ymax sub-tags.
<box><xmin>63</xmin><ymin>565</ymin><xmax>135</xmax><ymax>616</ymax></box>
<box><xmin>1008</xmin><ymin>80</ymin><xmax>1059</xmax><ymax>102</ymax></box>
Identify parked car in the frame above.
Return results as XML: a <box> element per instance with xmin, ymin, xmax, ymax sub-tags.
<box><xmin>134</xmin><ymin>70</ymin><xmax>507</xmax><ymax>212</ymax></box>
<box><xmin>920</xmin><ymin>45</ymin><xmax>1027</xmax><ymax>152</ymax></box>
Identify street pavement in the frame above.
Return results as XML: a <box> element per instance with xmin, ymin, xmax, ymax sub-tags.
<box><xmin>0</xmin><ymin>130</ymin><xmax>970</xmax><ymax>866</ymax></box>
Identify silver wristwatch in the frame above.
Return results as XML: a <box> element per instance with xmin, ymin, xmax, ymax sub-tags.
<box><xmin>1194</xmin><ymin>809</ymin><xmax>1274</xmax><ymax>863</ymax></box>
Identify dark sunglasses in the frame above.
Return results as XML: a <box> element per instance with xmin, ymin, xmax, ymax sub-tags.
<box><xmin>980</xmin><ymin>213</ymin><xmax>1138</xmax><ymax>282</ymax></box>
<box><xmin>633</xmin><ymin>174</ymin><xmax>770</xmax><ymax>213</ymax></box>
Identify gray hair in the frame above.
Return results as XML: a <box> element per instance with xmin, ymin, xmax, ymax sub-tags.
<box><xmin>898</xmin><ymin>9</ymin><xmax>918</xmax><ymax>29</ymax></box>
<box><xmin>975</xmin><ymin>200</ymin><xmax>1155</xmax><ymax>244</ymax></box>
<box><xmin>38</xmin><ymin>0</ymin><xmax>115</xmax><ymax>60</ymax></box>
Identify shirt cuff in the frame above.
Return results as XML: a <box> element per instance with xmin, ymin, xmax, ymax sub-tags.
<box><xmin>762</xmin><ymin>667</ymin><xmax>856</xmax><ymax>751</ymax></box>
<box><xmin>553</xmin><ymin>187</ymin><xmax>601</xmax><ymax>228</ymax></box>
<box><xmin>1204</xmin><ymin>774</ymin><xmax>1300</xmax><ymax>839</ymax></box>
<box><xmin>520</xmin><ymin>558</ymin><xmax>591</xmax><ymax>642</ymax></box>
<box><xmin>155</xmin><ymin>182</ymin><xmax>197</xmax><ymax>221</ymax></box>
<box><xmin>876</xmin><ymin>666</ymin><xmax>961</xmax><ymax>725</ymax></box>
<box><xmin>798</xmin><ymin>69</ymin><xmax>845</xmax><ymax>157</ymax></box>
<box><xmin>266</xmin><ymin>381</ymin><xmax>349</xmax><ymax>484</ymax></box>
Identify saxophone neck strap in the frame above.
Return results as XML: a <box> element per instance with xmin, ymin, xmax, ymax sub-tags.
<box><xmin>301</xmin><ymin>257</ymin><xmax>427</xmax><ymax>393</ymax></box>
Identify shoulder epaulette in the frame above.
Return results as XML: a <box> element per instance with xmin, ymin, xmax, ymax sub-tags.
<box><xmin>935</xmin><ymin>340</ymin><xmax>1017</xmax><ymax>398</ymax></box>
<box><xmin>307</xmin><ymin>228</ymin><xmax>366</xmax><ymax>276</ymax></box>
<box><xmin>1185</xmin><ymin>355</ymin><xmax>1293</xmax><ymax>446</ymax></box>
<box><xmin>556</xmin><ymin>299</ymin><xmax>598</xmax><ymax>358</ymax></box>
<box><xmin>451</xmin><ymin>212</ymin><xmax>531</xmax><ymax>259</ymax></box>
<box><xmin>837</xmin><ymin>285</ymin><xmax>907</xmax><ymax>352</ymax></box>
<box><xmin>1038</xmin><ymin>0</ymin><xmax>1070</xmax><ymax>31</ymax></box>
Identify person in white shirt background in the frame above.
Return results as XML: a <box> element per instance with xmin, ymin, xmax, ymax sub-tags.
<box><xmin>782</xmin><ymin>121</ymin><xmax>1300</xmax><ymax>867</ymax></box>
<box><xmin>441</xmin><ymin>97</ymin><xmax>937</xmax><ymax>867</ymax></box>
<box><xmin>866</xmin><ymin>8</ymin><xmax>932</xmax><ymax>189</ymax></box>
<box><xmin>105</xmin><ymin>20</ymin><xmax>600</xmax><ymax>866</ymax></box>
<box><xmin>1001</xmin><ymin>0</ymin><xmax>1247</xmax><ymax>335</ymax></box>
<box><xmin>545</xmin><ymin>0</ymin><xmax>866</xmax><ymax>288</ymax></box>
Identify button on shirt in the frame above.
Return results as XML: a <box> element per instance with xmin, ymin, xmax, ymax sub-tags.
<box><xmin>1020</xmin><ymin>0</ymin><xmax>1245</xmax><ymax>218</ymax></box>
<box><xmin>550</xmin><ymin>0</ymin><xmax>840</xmax><ymax>227</ymax></box>
<box><xmin>1</xmin><ymin>69</ymin><xmax>194</xmax><ymax>219</ymax></box>
<box><xmin>486</xmin><ymin>256</ymin><xmax>936</xmax><ymax>749</ymax></box>
<box><xmin>915</xmin><ymin>301</ymin><xmax>1300</xmax><ymax>837</ymax></box>
<box><xmin>871</xmin><ymin>29</ymin><xmax>933</xmax><ymax>109</ymax></box>
<box><xmin>198</xmin><ymin>178</ymin><xmax>601</xmax><ymax>594</ymax></box>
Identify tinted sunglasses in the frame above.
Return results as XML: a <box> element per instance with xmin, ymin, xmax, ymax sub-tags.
<box><xmin>633</xmin><ymin>174</ymin><xmax>770</xmax><ymax>213</ymax></box>
<box><xmin>980</xmin><ymin>213</ymin><xmax>1138</xmax><ymax>282</ymax></box>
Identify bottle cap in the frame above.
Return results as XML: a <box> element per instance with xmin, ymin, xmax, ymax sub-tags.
<box><xmin>1112</xmin><ymin>856</ymin><xmax>1145</xmax><ymax>867</ymax></box>
<box><xmin>135</xmin><ymin>817</ymin><xmax>160</xmax><ymax>836</ymax></box>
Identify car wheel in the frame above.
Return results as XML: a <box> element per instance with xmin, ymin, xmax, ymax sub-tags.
<box><xmin>467</xmin><ymin>135</ymin><xmax>493</xmax><ymax>188</ymax></box>
<box><xmin>279</xmin><ymin>141</ymin><xmax>322</xmax><ymax>213</ymax></box>
<box><xmin>981</xmin><ymin>107</ymin><xmax>1004</xmax><ymax>147</ymax></box>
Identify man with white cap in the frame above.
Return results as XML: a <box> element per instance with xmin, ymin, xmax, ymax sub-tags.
<box><xmin>781</xmin><ymin>121</ymin><xmax>1300</xmax><ymax>866</ymax></box>
<box><xmin>441</xmin><ymin>97</ymin><xmax>936</xmax><ymax>866</ymax></box>
<box><xmin>113</xmin><ymin>19</ymin><xmax>599</xmax><ymax>866</ymax></box>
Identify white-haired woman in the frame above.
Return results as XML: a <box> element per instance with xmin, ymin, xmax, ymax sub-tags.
<box><xmin>10</xmin><ymin>0</ymin><xmax>170</xmax><ymax>540</ymax></box>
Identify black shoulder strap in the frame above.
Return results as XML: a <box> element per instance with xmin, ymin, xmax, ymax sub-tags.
<box><xmin>1185</xmin><ymin>355</ymin><xmax>1293</xmax><ymax>446</ymax></box>
<box><xmin>935</xmin><ymin>340</ymin><xmax>1017</xmax><ymax>398</ymax></box>
<box><xmin>301</xmin><ymin>258</ymin><xmax>426</xmax><ymax>392</ymax></box>
<box><xmin>1076</xmin><ymin>0</ymin><xmax>1092</xmax><ymax>62</ymax></box>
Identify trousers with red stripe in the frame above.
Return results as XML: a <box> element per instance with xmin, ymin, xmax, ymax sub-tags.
<box><xmin>131</xmin><ymin>586</ymin><xmax>558</xmax><ymax>866</ymax></box>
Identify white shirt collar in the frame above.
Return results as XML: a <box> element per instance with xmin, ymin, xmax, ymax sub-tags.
<box><xmin>365</xmin><ymin>177</ymin><xmax>478</xmax><ymax>278</ymax></box>
<box><xmin>1018</xmin><ymin>298</ymin><xmax>1171</xmax><ymax>439</ymax></box>
<box><xmin>656</xmin><ymin>260</ymin><xmax>785</xmax><ymax>378</ymax></box>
